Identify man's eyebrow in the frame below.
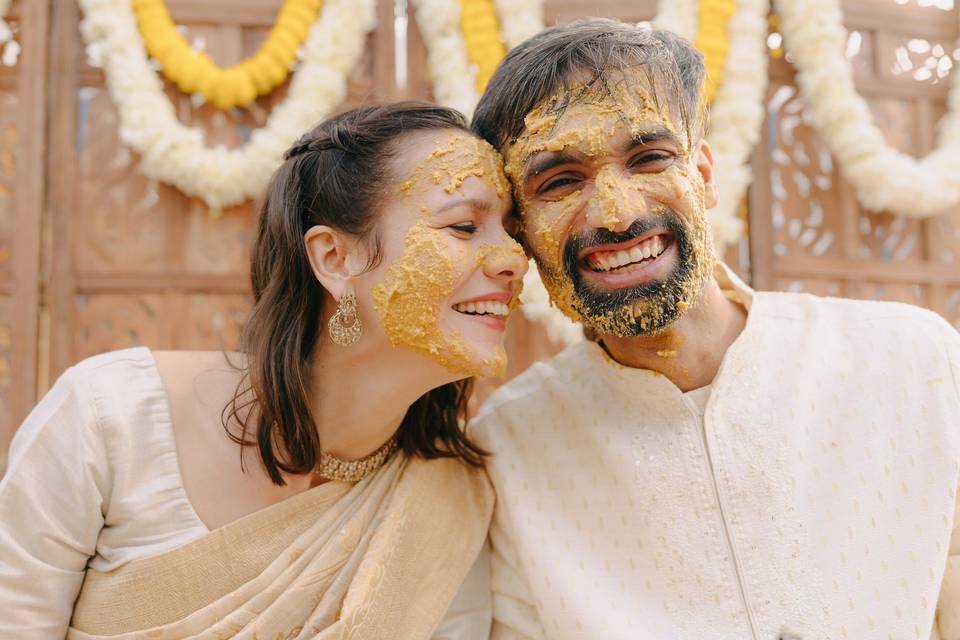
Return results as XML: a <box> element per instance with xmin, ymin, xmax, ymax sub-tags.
<box><xmin>523</xmin><ymin>151</ymin><xmax>582</xmax><ymax>183</ymax></box>
<box><xmin>619</xmin><ymin>127</ymin><xmax>681</xmax><ymax>154</ymax></box>
<box><xmin>434</xmin><ymin>198</ymin><xmax>493</xmax><ymax>214</ymax></box>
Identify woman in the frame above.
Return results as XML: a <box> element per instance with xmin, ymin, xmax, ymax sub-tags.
<box><xmin>0</xmin><ymin>103</ymin><xmax>527</xmax><ymax>638</ymax></box>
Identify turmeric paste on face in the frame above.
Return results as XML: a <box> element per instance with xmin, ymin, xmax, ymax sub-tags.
<box><xmin>372</xmin><ymin>133</ymin><xmax>522</xmax><ymax>376</ymax></box>
<box><xmin>506</xmin><ymin>70</ymin><xmax>715</xmax><ymax>337</ymax></box>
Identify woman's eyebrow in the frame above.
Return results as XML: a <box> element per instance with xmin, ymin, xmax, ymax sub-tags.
<box><xmin>434</xmin><ymin>198</ymin><xmax>493</xmax><ymax>214</ymax></box>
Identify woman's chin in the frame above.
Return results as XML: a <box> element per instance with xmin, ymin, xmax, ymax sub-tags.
<box><xmin>469</xmin><ymin>345</ymin><xmax>508</xmax><ymax>379</ymax></box>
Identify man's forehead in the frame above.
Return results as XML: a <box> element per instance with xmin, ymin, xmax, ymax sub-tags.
<box><xmin>508</xmin><ymin>83</ymin><xmax>685</xmax><ymax>173</ymax></box>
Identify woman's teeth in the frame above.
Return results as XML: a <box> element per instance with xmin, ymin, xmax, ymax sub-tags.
<box><xmin>587</xmin><ymin>235</ymin><xmax>666</xmax><ymax>272</ymax></box>
<box><xmin>453</xmin><ymin>300</ymin><xmax>510</xmax><ymax>317</ymax></box>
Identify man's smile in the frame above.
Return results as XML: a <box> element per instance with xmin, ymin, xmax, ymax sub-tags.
<box><xmin>577</xmin><ymin>231</ymin><xmax>676</xmax><ymax>289</ymax></box>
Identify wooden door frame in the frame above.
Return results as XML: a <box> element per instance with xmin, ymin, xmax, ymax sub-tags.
<box><xmin>8</xmin><ymin>0</ymin><xmax>48</xmax><ymax>428</ymax></box>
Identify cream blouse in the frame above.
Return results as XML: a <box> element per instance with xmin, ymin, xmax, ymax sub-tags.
<box><xmin>0</xmin><ymin>348</ymin><xmax>490</xmax><ymax>638</ymax></box>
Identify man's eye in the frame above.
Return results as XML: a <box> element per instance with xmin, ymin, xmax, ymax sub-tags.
<box><xmin>449</xmin><ymin>223</ymin><xmax>478</xmax><ymax>235</ymax></box>
<box><xmin>629</xmin><ymin>152</ymin><xmax>673</xmax><ymax>169</ymax></box>
<box><xmin>539</xmin><ymin>176</ymin><xmax>580</xmax><ymax>194</ymax></box>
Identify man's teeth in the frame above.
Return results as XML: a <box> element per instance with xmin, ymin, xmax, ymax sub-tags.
<box><xmin>453</xmin><ymin>300</ymin><xmax>510</xmax><ymax>317</ymax></box>
<box><xmin>587</xmin><ymin>236</ymin><xmax>666</xmax><ymax>272</ymax></box>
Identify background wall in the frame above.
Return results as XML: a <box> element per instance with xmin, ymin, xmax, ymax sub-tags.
<box><xmin>1</xmin><ymin>0</ymin><xmax>958</xmax><ymax>466</ymax></box>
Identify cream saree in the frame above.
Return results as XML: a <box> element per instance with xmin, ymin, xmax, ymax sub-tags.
<box><xmin>67</xmin><ymin>453</ymin><xmax>493</xmax><ymax>639</ymax></box>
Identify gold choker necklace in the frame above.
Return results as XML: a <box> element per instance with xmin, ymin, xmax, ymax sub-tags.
<box><xmin>313</xmin><ymin>437</ymin><xmax>398</xmax><ymax>482</ymax></box>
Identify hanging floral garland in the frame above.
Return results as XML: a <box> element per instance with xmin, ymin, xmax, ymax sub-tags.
<box><xmin>408</xmin><ymin>0</ymin><xmax>480</xmax><ymax>117</ymax></box>
<box><xmin>699</xmin><ymin>0</ymin><xmax>769</xmax><ymax>247</ymax></box>
<box><xmin>775</xmin><ymin>0</ymin><xmax>960</xmax><ymax>217</ymax></box>
<box><xmin>460</xmin><ymin>0</ymin><xmax>507</xmax><ymax>92</ymax></box>
<box><xmin>409</xmin><ymin>0</ymin><xmax>544</xmax><ymax>118</ymax></box>
<box><xmin>78</xmin><ymin>0</ymin><xmax>376</xmax><ymax>212</ymax></box>
<box><xmin>694</xmin><ymin>0</ymin><xmax>738</xmax><ymax>104</ymax></box>
<box><xmin>652</xmin><ymin>0</ymin><xmax>699</xmax><ymax>41</ymax></box>
<box><xmin>0</xmin><ymin>0</ymin><xmax>13</xmax><ymax>51</ymax></box>
<box><xmin>132</xmin><ymin>0</ymin><xmax>322</xmax><ymax>110</ymax></box>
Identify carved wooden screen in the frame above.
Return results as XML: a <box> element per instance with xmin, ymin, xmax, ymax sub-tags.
<box><xmin>749</xmin><ymin>0</ymin><xmax>960</xmax><ymax>331</ymax></box>
<box><xmin>1</xmin><ymin>1</ymin><xmax>46</xmax><ymax>466</ymax></box>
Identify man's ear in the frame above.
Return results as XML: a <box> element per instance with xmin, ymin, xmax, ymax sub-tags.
<box><xmin>304</xmin><ymin>225</ymin><xmax>359</xmax><ymax>299</ymax></box>
<box><xmin>695</xmin><ymin>139</ymin><xmax>719</xmax><ymax>209</ymax></box>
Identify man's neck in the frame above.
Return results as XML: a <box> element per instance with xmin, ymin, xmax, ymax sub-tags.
<box><xmin>598</xmin><ymin>277</ymin><xmax>748</xmax><ymax>392</ymax></box>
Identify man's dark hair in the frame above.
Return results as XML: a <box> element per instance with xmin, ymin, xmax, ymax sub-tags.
<box><xmin>472</xmin><ymin>19</ymin><xmax>707</xmax><ymax>152</ymax></box>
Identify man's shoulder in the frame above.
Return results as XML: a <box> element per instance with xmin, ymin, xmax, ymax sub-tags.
<box><xmin>471</xmin><ymin>342</ymin><xmax>592</xmax><ymax>438</ymax></box>
<box><xmin>757</xmin><ymin>290</ymin><xmax>950</xmax><ymax>333</ymax></box>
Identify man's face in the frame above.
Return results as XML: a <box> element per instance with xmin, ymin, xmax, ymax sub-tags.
<box><xmin>504</xmin><ymin>70</ymin><xmax>718</xmax><ymax>337</ymax></box>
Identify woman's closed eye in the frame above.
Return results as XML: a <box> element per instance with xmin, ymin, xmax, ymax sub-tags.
<box><xmin>448</xmin><ymin>222</ymin><xmax>479</xmax><ymax>237</ymax></box>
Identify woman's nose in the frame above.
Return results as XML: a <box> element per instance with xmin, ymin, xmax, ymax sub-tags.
<box><xmin>481</xmin><ymin>240</ymin><xmax>529</xmax><ymax>282</ymax></box>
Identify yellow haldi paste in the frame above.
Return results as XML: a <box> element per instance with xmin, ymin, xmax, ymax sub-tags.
<box><xmin>372</xmin><ymin>133</ymin><xmax>520</xmax><ymax>377</ymax></box>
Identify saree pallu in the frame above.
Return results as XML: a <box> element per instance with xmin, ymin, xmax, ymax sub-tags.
<box><xmin>68</xmin><ymin>454</ymin><xmax>493</xmax><ymax>639</ymax></box>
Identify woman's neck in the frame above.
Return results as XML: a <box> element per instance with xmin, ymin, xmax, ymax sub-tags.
<box><xmin>307</xmin><ymin>339</ymin><xmax>454</xmax><ymax>461</ymax></box>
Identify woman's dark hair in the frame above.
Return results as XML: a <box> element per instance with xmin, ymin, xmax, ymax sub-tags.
<box><xmin>224</xmin><ymin>101</ymin><xmax>487</xmax><ymax>485</ymax></box>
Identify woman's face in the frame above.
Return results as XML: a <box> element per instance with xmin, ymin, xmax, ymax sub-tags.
<box><xmin>354</xmin><ymin>129</ymin><xmax>527</xmax><ymax>378</ymax></box>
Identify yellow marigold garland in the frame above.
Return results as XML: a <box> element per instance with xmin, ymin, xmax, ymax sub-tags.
<box><xmin>459</xmin><ymin>0</ymin><xmax>507</xmax><ymax>93</ymax></box>
<box><xmin>694</xmin><ymin>0</ymin><xmax>737</xmax><ymax>105</ymax></box>
<box><xmin>132</xmin><ymin>0</ymin><xmax>322</xmax><ymax>110</ymax></box>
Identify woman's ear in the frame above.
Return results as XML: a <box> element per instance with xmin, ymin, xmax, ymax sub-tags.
<box><xmin>695</xmin><ymin>139</ymin><xmax>719</xmax><ymax>209</ymax></box>
<box><xmin>304</xmin><ymin>225</ymin><xmax>359</xmax><ymax>299</ymax></box>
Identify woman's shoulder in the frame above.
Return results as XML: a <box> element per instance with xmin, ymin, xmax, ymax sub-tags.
<box><xmin>59</xmin><ymin>348</ymin><xmax>244</xmax><ymax>449</ymax></box>
<box><xmin>150</xmin><ymin>349</ymin><xmax>246</xmax><ymax>428</ymax></box>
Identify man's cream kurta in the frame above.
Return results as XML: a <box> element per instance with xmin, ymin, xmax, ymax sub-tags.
<box><xmin>472</xmin><ymin>269</ymin><xmax>960</xmax><ymax>639</ymax></box>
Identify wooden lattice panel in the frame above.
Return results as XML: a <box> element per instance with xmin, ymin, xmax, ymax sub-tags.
<box><xmin>751</xmin><ymin>0</ymin><xmax>960</xmax><ymax>331</ymax></box>
<box><xmin>50</xmin><ymin>2</ymin><xmax>384</xmax><ymax>379</ymax></box>
<box><xmin>0</xmin><ymin>91</ymin><xmax>14</xmax><ymax>286</ymax></box>
<box><xmin>73</xmin><ymin>293</ymin><xmax>167</xmax><ymax>361</ymax></box>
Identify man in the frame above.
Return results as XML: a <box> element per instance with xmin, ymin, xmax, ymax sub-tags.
<box><xmin>469</xmin><ymin>18</ymin><xmax>960</xmax><ymax>639</ymax></box>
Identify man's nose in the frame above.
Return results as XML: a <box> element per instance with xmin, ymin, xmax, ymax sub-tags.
<box><xmin>585</xmin><ymin>168</ymin><xmax>648</xmax><ymax>233</ymax></box>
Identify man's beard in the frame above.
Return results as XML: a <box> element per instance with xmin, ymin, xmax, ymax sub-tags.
<box><xmin>555</xmin><ymin>208</ymin><xmax>713</xmax><ymax>337</ymax></box>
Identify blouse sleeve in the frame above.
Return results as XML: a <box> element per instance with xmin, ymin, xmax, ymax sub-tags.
<box><xmin>0</xmin><ymin>367</ymin><xmax>109</xmax><ymax>638</ymax></box>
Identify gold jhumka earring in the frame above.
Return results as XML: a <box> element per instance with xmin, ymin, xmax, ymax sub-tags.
<box><xmin>328</xmin><ymin>291</ymin><xmax>362</xmax><ymax>346</ymax></box>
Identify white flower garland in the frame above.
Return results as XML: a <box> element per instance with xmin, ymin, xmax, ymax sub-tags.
<box><xmin>78</xmin><ymin>0</ymin><xmax>376</xmax><ymax>211</ymax></box>
<box><xmin>408</xmin><ymin>0</ymin><xmax>480</xmax><ymax>117</ymax></box>
<box><xmin>491</xmin><ymin>0</ymin><xmax>544</xmax><ymax>49</ymax></box>
<box><xmin>0</xmin><ymin>0</ymin><xmax>13</xmax><ymax>47</ymax></box>
<box><xmin>703</xmin><ymin>0</ymin><xmax>769</xmax><ymax>247</ymax></box>
<box><xmin>652</xmin><ymin>0</ymin><xmax>699</xmax><ymax>41</ymax></box>
<box><xmin>775</xmin><ymin>0</ymin><xmax>960</xmax><ymax>217</ymax></box>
